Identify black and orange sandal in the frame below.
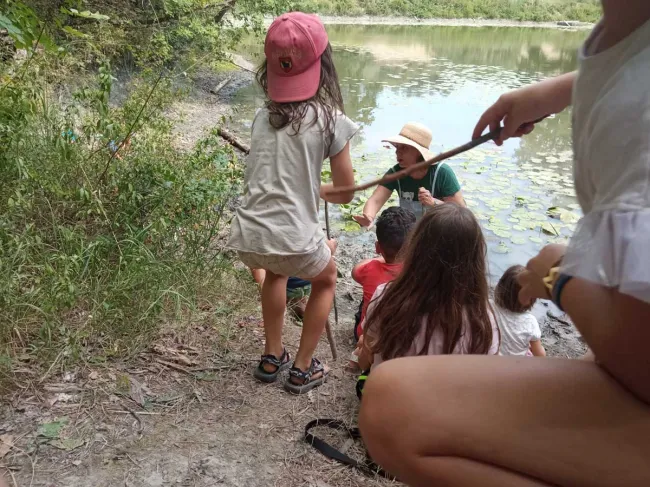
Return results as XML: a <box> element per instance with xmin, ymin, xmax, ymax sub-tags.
<box><xmin>284</xmin><ymin>358</ymin><xmax>329</xmax><ymax>395</ymax></box>
<box><xmin>253</xmin><ymin>348</ymin><xmax>291</xmax><ymax>383</ymax></box>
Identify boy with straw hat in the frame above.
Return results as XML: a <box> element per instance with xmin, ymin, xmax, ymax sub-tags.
<box><xmin>354</xmin><ymin>122</ymin><xmax>465</xmax><ymax>227</ymax></box>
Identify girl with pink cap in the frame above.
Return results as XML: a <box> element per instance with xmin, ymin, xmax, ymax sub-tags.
<box><xmin>227</xmin><ymin>12</ymin><xmax>358</xmax><ymax>394</ymax></box>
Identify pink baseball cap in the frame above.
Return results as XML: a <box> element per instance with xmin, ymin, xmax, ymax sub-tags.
<box><xmin>264</xmin><ymin>12</ymin><xmax>329</xmax><ymax>103</ymax></box>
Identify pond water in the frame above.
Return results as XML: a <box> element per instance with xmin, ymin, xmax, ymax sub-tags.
<box><xmin>231</xmin><ymin>24</ymin><xmax>588</xmax><ymax>281</ymax></box>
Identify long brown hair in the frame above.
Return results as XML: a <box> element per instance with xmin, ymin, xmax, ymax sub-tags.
<box><xmin>365</xmin><ymin>204</ymin><xmax>495</xmax><ymax>359</ymax></box>
<box><xmin>256</xmin><ymin>44</ymin><xmax>345</xmax><ymax>138</ymax></box>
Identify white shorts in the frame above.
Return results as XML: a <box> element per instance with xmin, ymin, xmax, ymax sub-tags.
<box><xmin>238</xmin><ymin>240</ymin><xmax>331</xmax><ymax>279</ymax></box>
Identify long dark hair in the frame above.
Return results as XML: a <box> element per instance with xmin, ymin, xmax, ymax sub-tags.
<box><xmin>256</xmin><ymin>43</ymin><xmax>345</xmax><ymax>138</ymax></box>
<box><xmin>365</xmin><ymin>204</ymin><xmax>495</xmax><ymax>359</ymax></box>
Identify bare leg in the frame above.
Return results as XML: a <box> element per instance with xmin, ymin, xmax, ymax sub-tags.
<box><xmin>260</xmin><ymin>270</ymin><xmax>287</xmax><ymax>372</ymax></box>
<box><xmin>250</xmin><ymin>268</ymin><xmax>265</xmax><ymax>287</ymax></box>
<box><xmin>360</xmin><ymin>356</ymin><xmax>650</xmax><ymax>487</ymax></box>
<box><xmin>293</xmin><ymin>256</ymin><xmax>336</xmax><ymax>373</ymax></box>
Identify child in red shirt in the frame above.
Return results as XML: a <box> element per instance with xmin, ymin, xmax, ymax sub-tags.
<box><xmin>352</xmin><ymin>206</ymin><xmax>416</xmax><ymax>340</ymax></box>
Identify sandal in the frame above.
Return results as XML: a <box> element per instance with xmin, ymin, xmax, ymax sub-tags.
<box><xmin>284</xmin><ymin>358</ymin><xmax>329</xmax><ymax>395</ymax></box>
<box><xmin>253</xmin><ymin>348</ymin><xmax>291</xmax><ymax>383</ymax></box>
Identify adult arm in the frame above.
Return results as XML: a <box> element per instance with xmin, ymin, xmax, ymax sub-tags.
<box><xmin>473</xmin><ymin>71</ymin><xmax>577</xmax><ymax>145</ymax></box>
<box><xmin>442</xmin><ymin>191</ymin><xmax>465</xmax><ymax>206</ymax></box>
<box><xmin>353</xmin><ymin>185</ymin><xmax>392</xmax><ymax>227</ymax></box>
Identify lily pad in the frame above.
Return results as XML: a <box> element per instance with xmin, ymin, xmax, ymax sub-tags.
<box><xmin>512</xmin><ymin>224</ymin><xmax>527</xmax><ymax>232</ymax></box>
<box><xmin>510</xmin><ymin>236</ymin><xmax>526</xmax><ymax>245</ymax></box>
<box><xmin>492</xmin><ymin>242</ymin><xmax>511</xmax><ymax>254</ymax></box>
<box><xmin>560</xmin><ymin>211</ymin><xmax>580</xmax><ymax>223</ymax></box>
<box><xmin>492</xmin><ymin>229</ymin><xmax>512</xmax><ymax>238</ymax></box>
<box><xmin>529</xmin><ymin>236</ymin><xmax>543</xmax><ymax>244</ymax></box>
<box><xmin>541</xmin><ymin>222</ymin><xmax>560</xmax><ymax>236</ymax></box>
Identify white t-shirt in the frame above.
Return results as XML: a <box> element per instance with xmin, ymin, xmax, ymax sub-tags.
<box><xmin>364</xmin><ymin>284</ymin><xmax>500</xmax><ymax>370</ymax></box>
<box><xmin>228</xmin><ymin>105</ymin><xmax>358</xmax><ymax>255</ymax></box>
<box><xmin>563</xmin><ymin>18</ymin><xmax>650</xmax><ymax>304</ymax></box>
<box><xmin>493</xmin><ymin>305</ymin><xmax>541</xmax><ymax>357</ymax></box>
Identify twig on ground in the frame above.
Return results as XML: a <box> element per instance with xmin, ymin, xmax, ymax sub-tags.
<box><xmin>122</xmin><ymin>405</ymin><xmax>144</xmax><ymax>436</ymax></box>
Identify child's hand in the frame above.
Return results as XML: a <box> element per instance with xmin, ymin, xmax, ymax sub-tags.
<box><xmin>353</xmin><ymin>213</ymin><xmax>374</xmax><ymax>227</ymax></box>
<box><xmin>353</xmin><ymin>334</ymin><xmax>364</xmax><ymax>356</ymax></box>
<box><xmin>518</xmin><ymin>244</ymin><xmax>567</xmax><ymax>304</ymax></box>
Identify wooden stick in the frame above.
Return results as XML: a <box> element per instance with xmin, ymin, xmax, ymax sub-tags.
<box><xmin>324</xmin><ymin>201</ymin><xmax>339</xmax><ymax>360</ymax></box>
<box><xmin>217</xmin><ymin>127</ymin><xmax>339</xmax><ymax>359</ymax></box>
<box><xmin>217</xmin><ymin>127</ymin><xmax>250</xmax><ymax>153</ymax></box>
<box><xmin>325</xmin><ymin>118</ymin><xmax>547</xmax><ymax>195</ymax></box>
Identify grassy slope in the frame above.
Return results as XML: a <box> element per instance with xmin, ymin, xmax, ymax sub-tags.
<box><xmin>294</xmin><ymin>0</ymin><xmax>601</xmax><ymax>22</ymax></box>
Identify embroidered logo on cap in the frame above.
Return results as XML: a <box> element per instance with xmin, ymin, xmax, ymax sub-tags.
<box><xmin>279</xmin><ymin>57</ymin><xmax>293</xmax><ymax>73</ymax></box>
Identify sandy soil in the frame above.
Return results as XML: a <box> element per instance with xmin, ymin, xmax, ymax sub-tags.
<box><xmin>0</xmin><ymin>64</ymin><xmax>585</xmax><ymax>487</ymax></box>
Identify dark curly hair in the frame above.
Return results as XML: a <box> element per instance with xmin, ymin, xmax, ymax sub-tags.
<box><xmin>256</xmin><ymin>43</ymin><xmax>345</xmax><ymax>139</ymax></box>
<box><xmin>375</xmin><ymin>206</ymin><xmax>417</xmax><ymax>262</ymax></box>
<box><xmin>495</xmin><ymin>265</ymin><xmax>534</xmax><ymax>313</ymax></box>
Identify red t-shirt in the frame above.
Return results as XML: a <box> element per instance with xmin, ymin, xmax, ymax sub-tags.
<box><xmin>353</xmin><ymin>259</ymin><xmax>402</xmax><ymax>338</ymax></box>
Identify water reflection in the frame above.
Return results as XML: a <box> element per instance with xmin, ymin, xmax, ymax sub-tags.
<box><xmin>232</xmin><ymin>24</ymin><xmax>587</xmax><ymax>279</ymax></box>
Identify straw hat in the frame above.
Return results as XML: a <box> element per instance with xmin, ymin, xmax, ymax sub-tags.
<box><xmin>382</xmin><ymin>122</ymin><xmax>435</xmax><ymax>161</ymax></box>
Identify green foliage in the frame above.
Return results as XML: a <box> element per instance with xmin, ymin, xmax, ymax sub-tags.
<box><xmin>0</xmin><ymin>47</ymin><xmax>244</xmax><ymax>372</ymax></box>
<box><xmin>295</xmin><ymin>0</ymin><xmax>602</xmax><ymax>22</ymax></box>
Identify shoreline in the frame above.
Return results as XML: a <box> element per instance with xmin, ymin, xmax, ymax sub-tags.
<box><xmin>263</xmin><ymin>15</ymin><xmax>594</xmax><ymax>29</ymax></box>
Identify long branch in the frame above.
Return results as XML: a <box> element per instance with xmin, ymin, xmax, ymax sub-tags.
<box><xmin>326</xmin><ymin>117</ymin><xmax>548</xmax><ymax>195</ymax></box>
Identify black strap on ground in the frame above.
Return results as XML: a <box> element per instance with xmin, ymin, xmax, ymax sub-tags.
<box><xmin>304</xmin><ymin>419</ymin><xmax>394</xmax><ymax>479</ymax></box>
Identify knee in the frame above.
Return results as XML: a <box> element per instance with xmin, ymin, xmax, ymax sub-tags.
<box><xmin>312</xmin><ymin>261</ymin><xmax>337</xmax><ymax>289</ymax></box>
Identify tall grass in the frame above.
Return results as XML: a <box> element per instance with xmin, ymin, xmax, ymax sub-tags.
<box><xmin>295</xmin><ymin>0</ymin><xmax>602</xmax><ymax>22</ymax></box>
<box><xmin>0</xmin><ymin>53</ymin><xmax>244</xmax><ymax>386</ymax></box>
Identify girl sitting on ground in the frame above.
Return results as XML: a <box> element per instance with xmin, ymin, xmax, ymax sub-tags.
<box><xmin>227</xmin><ymin>12</ymin><xmax>357</xmax><ymax>394</ymax></box>
<box><xmin>494</xmin><ymin>265</ymin><xmax>546</xmax><ymax>357</ymax></box>
<box><xmin>356</xmin><ymin>204</ymin><xmax>499</xmax><ymax>372</ymax></box>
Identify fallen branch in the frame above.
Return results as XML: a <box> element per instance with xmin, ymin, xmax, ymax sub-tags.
<box><xmin>210</xmin><ymin>76</ymin><xmax>233</xmax><ymax>96</ymax></box>
<box><xmin>217</xmin><ymin>127</ymin><xmax>250</xmax><ymax>154</ymax></box>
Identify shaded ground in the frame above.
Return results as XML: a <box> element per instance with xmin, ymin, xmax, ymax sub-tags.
<box><xmin>0</xmin><ymin>61</ymin><xmax>585</xmax><ymax>487</ymax></box>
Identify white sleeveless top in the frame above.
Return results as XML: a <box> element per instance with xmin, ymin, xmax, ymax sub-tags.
<box><xmin>564</xmin><ymin>19</ymin><xmax>650</xmax><ymax>304</ymax></box>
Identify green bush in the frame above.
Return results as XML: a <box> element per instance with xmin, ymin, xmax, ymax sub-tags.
<box><xmin>0</xmin><ymin>52</ymin><xmax>243</xmax><ymax>371</ymax></box>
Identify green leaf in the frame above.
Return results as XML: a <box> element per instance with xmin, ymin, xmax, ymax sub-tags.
<box><xmin>66</xmin><ymin>8</ymin><xmax>110</xmax><ymax>21</ymax></box>
<box><xmin>529</xmin><ymin>236</ymin><xmax>543</xmax><ymax>244</ymax></box>
<box><xmin>51</xmin><ymin>437</ymin><xmax>84</xmax><ymax>451</ymax></box>
<box><xmin>62</xmin><ymin>26</ymin><xmax>88</xmax><ymax>38</ymax></box>
<box><xmin>37</xmin><ymin>418</ymin><xmax>68</xmax><ymax>439</ymax></box>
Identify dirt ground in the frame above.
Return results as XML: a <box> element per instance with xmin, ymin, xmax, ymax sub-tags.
<box><xmin>0</xmin><ymin>65</ymin><xmax>586</xmax><ymax>487</ymax></box>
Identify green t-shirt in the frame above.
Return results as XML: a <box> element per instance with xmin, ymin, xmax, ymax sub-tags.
<box><xmin>381</xmin><ymin>163</ymin><xmax>461</xmax><ymax>202</ymax></box>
